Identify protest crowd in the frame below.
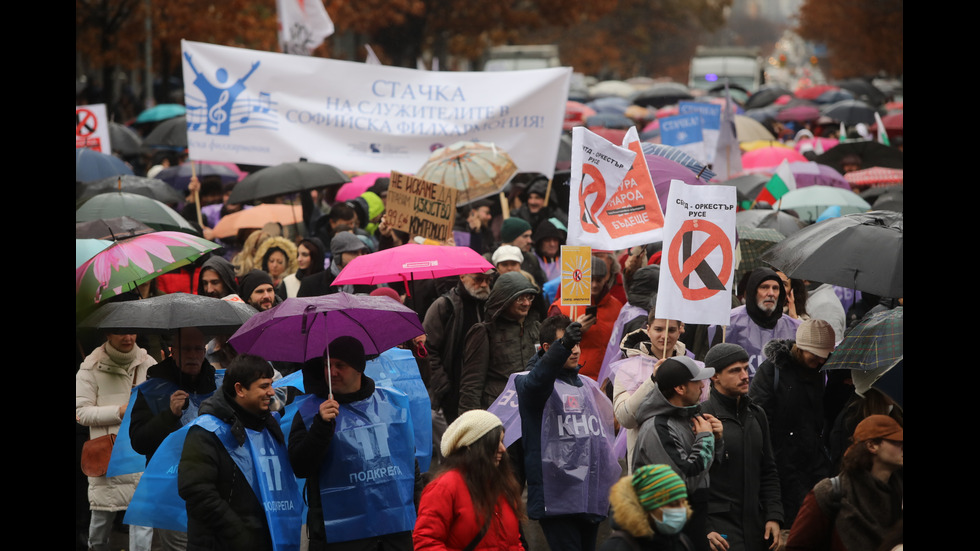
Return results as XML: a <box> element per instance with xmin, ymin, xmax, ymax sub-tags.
<box><xmin>77</xmin><ymin>47</ymin><xmax>903</xmax><ymax>551</ymax></box>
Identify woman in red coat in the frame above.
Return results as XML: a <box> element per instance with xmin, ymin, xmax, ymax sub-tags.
<box><xmin>414</xmin><ymin>410</ymin><xmax>525</xmax><ymax>551</ymax></box>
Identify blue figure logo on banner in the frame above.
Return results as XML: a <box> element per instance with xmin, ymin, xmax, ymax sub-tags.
<box><xmin>184</xmin><ymin>52</ymin><xmax>278</xmax><ymax>135</ymax></box>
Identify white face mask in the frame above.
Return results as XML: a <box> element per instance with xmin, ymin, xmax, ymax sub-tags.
<box><xmin>652</xmin><ymin>506</ymin><xmax>688</xmax><ymax>535</ymax></box>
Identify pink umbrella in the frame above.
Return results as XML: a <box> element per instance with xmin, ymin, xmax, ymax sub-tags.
<box><xmin>332</xmin><ymin>243</ymin><xmax>493</xmax><ymax>296</ymax></box>
<box><xmin>564</xmin><ymin>101</ymin><xmax>597</xmax><ymax>131</ymax></box>
<box><xmin>336</xmin><ymin>172</ymin><xmax>387</xmax><ymax>203</ymax></box>
<box><xmin>741</xmin><ymin>146</ymin><xmax>808</xmax><ymax>171</ymax></box>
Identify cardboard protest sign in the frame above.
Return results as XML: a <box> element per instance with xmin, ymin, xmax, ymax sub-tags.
<box><xmin>655</xmin><ymin>180</ymin><xmax>737</xmax><ymax>326</ymax></box>
<box><xmin>386</xmin><ymin>171</ymin><xmax>458</xmax><ymax>242</ymax></box>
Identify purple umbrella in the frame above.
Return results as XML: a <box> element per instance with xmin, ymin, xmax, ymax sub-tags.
<box><xmin>645</xmin><ymin>153</ymin><xmax>714</xmax><ymax>213</ymax></box>
<box><xmin>228</xmin><ymin>293</ymin><xmax>424</xmax><ymax>364</ymax></box>
<box><xmin>789</xmin><ymin>161</ymin><xmax>850</xmax><ymax>190</ymax></box>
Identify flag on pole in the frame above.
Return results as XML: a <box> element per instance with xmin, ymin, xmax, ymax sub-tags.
<box><xmin>755</xmin><ymin>159</ymin><xmax>796</xmax><ymax>205</ymax></box>
<box><xmin>365</xmin><ymin>44</ymin><xmax>382</xmax><ymax>65</ymax></box>
<box><xmin>839</xmin><ymin>121</ymin><xmax>847</xmax><ymax>142</ymax></box>
<box><xmin>874</xmin><ymin>112</ymin><xmax>891</xmax><ymax>146</ymax></box>
<box><xmin>712</xmin><ymin>83</ymin><xmax>742</xmax><ymax>180</ymax></box>
<box><xmin>276</xmin><ymin>0</ymin><xmax>334</xmax><ymax>56</ymax></box>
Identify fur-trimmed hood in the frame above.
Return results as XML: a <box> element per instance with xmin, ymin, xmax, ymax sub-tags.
<box><xmin>254</xmin><ymin>235</ymin><xmax>298</xmax><ymax>277</ymax></box>
<box><xmin>607</xmin><ymin>476</ymin><xmax>693</xmax><ymax>539</ymax></box>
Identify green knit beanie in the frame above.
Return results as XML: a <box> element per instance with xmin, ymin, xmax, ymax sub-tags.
<box><xmin>632</xmin><ymin>464</ymin><xmax>687</xmax><ymax>511</ymax></box>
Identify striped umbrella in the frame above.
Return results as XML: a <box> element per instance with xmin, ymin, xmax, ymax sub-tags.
<box><xmin>844</xmin><ymin>167</ymin><xmax>903</xmax><ymax>188</ymax></box>
<box><xmin>822</xmin><ymin>306</ymin><xmax>903</xmax><ymax>372</ymax></box>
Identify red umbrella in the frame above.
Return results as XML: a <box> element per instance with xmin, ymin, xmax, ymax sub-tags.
<box><xmin>564</xmin><ymin>101</ymin><xmax>597</xmax><ymax>131</ymax></box>
<box><xmin>794</xmin><ymin>84</ymin><xmax>840</xmax><ymax>100</ymax></box>
<box><xmin>875</xmin><ymin>112</ymin><xmax>904</xmax><ymax>134</ymax></box>
<box><xmin>741</xmin><ymin>146</ymin><xmax>808</xmax><ymax>171</ymax></box>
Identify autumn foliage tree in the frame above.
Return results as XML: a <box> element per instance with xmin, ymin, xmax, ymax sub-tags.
<box><xmin>796</xmin><ymin>0</ymin><xmax>902</xmax><ymax>78</ymax></box>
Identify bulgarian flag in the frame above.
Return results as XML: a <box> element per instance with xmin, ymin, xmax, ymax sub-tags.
<box><xmin>755</xmin><ymin>159</ymin><xmax>797</xmax><ymax>205</ymax></box>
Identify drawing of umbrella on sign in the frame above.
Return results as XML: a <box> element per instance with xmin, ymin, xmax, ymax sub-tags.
<box><xmin>414</xmin><ymin>141</ymin><xmax>518</xmax><ymax>206</ymax></box>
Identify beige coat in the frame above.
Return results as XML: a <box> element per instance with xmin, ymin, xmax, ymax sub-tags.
<box><xmin>76</xmin><ymin>343</ymin><xmax>155</xmax><ymax>511</ymax></box>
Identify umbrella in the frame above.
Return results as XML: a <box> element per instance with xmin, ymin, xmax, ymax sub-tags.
<box><xmin>586</xmin><ymin>96</ymin><xmax>632</xmax><ymax>115</ymax></box>
<box><xmin>228</xmin><ymin>293</ymin><xmax>425</xmax><ymax>364</ymax></box>
<box><xmin>822</xmin><ymin>306</ymin><xmax>903</xmax><ymax>372</ymax></box>
<box><xmin>874</xmin><ymin>112</ymin><xmax>903</xmax><ymax>134</ymax></box>
<box><xmin>722</xmin><ymin>173</ymin><xmax>769</xmax><ymax>204</ymax></box>
<box><xmin>75</xmin><ymin>231</ymin><xmax>220</xmax><ymax>306</ymax></box>
<box><xmin>76</xmin><ymin>216</ymin><xmax>156</xmax><ymax>241</ymax></box>
<box><xmin>782</xmin><ymin>161</ymin><xmax>850</xmax><ymax>190</ymax></box>
<box><xmin>76</xmin><ymin>191</ymin><xmax>199</xmax><ymax>234</ymax></box>
<box><xmin>794</xmin><ymin>137</ymin><xmax>839</xmax><ymax>155</ymax></box>
<box><xmin>640</xmin><ymin>142</ymin><xmax>716</xmax><ymax>181</ymax></box>
<box><xmin>776</xmin><ymin>104</ymin><xmax>821</xmax><ymax>123</ymax></box>
<box><xmin>135</xmin><ymin>103</ymin><xmax>186</xmax><ymax>124</ymax></box>
<box><xmin>228</xmin><ymin>161</ymin><xmax>350</xmax><ymax>204</ymax></box>
<box><xmin>836</xmin><ymin>79</ymin><xmax>887</xmax><ymax>106</ymax></box>
<box><xmin>741</xmin><ymin>146</ymin><xmax>808</xmax><ymax>171</ymax></box>
<box><xmin>108</xmin><ymin>122</ymin><xmax>143</xmax><ymax>157</ymax></box>
<box><xmin>212</xmin><ymin>203</ymin><xmax>304</xmax><ymax>239</ymax></box>
<box><xmin>336</xmin><ymin>172</ymin><xmax>388</xmax><ymax>203</ymax></box>
<box><xmin>734</xmin><ymin>115</ymin><xmax>776</xmax><ymax>142</ymax></box>
<box><xmin>77</xmin><ymin>238</ymin><xmax>113</xmax><ymax>269</ymax></box>
<box><xmin>735</xmin><ymin>209</ymin><xmax>807</xmax><ymax>237</ymax></box>
<box><xmin>794</xmin><ymin>84</ymin><xmax>840</xmax><ymax>101</ymax></box>
<box><xmin>78</xmin><ymin>175</ymin><xmax>184</xmax><ymax>205</ymax></box>
<box><xmin>872</xmin><ymin>191</ymin><xmax>903</xmax><ymax>212</ymax></box>
<box><xmin>743</xmin><ymin>86</ymin><xmax>793</xmax><ymax>110</ymax></box>
<box><xmin>761</xmin><ymin>210</ymin><xmax>903</xmax><ymax>298</ymax></box>
<box><xmin>156</xmin><ymin>162</ymin><xmax>243</xmax><ymax>193</ymax></box>
<box><xmin>585</xmin><ymin>113</ymin><xmax>635</xmax><ymax>129</ymax></box>
<box><xmin>332</xmin><ymin>243</ymin><xmax>493</xmax><ymax>288</ymax></box>
<box><xmin>740</xmin><ymin>139</ymin><xmax>791</xmax><ymax>152</ymax></box>
<box><xmin>414</xmin><ymin>141</ymin><xmax>518</xmax><ymax>206</ymax></box>
<box><xmin>775</xmin><ymin>185</ymin><xmax>871</xmax><ymax>222</ymax></box>
<box><xmin>814</xmin><ymin>89</ymin><xmax>855</xmax><ymax>105</ymax></box>
<box><xmin>143</xmin><ymin>116</ymin><xmax>188</xmax><ymax>149</ymax></box>
<box><xmin>645</xmin><ymin>154</ymin><xmax>714</xmax><ymax>213</ymax></box>
<box><xmin>78</xmin><ymin>292</ymin><xmax>256</xmax><ymax>335</ymax></box>
<box><xmin>76</xmin><ymin>148</ymin><xmax>134</xmax><ymax>183</ymax></box>
<box><xmin>564</xmin><ymin>101</ymin><xmax>597</xmax><ymax>130</ymax></box>
<box><xmin>735</xmin><ymin>226</ymin><xmax>785</xmax><ymax>283</ymax></box>
<box><xmin>629</xmin><ymin>82</ymin><xmax>695</xmax><ymax>109</ymax></box>
<box><xmin>844</xmin><ymin>167</ymin><xmax>904</xmax><ymax>188</ymax></box>
<box><xmin>821</xmin><ymin>99</ymin><xmax>878</xmax><ymax>126</ymax></box>
<box><xmin>589</xmin><ymin>80</ymin><xmax>636</xmax><ymax>99</ymax></box>
<box><xmin>814</xmin><ymin>140</ymin><xmax>903</xmax><ymax>171</ymax></box>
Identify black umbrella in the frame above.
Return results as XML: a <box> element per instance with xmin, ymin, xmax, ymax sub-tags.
<box><xmin>585</xmin><ymin>113</ymin><xmax>635</xmax><ymax>129</ymax></box>
<box><xmin>723</xmin><ymin>173</ymin><xmax>769</xmax><ymax>203</ymax></box>
<box><xmin>228</xmin><ymin>160</ymin><xmax>350</xmax><ymax>204</ymax></box>
<box><xmin>761</xmin><ymin>210</ymin><xmax>902</xmax><ymax>298</ymax></box>
<box><xmin>820</xmin><ymin>99</ymin><xmax>878</xmax><ymax>126</ymax></box>
<box><xmin>75</xmin><ymin>216</ymin><xmax>155</xmax><ymax>240</ymax></box>
<box><xmin>108</xmin><ymin>122</ymin><xmax>143</xmax><ymax>157</ymax></box>
<box><xmin>813</xmin><ymin>140</ymin><xmax>904</xmax><ymax>172</ymax></box>
<box><xmin>735</xmin><ymin>209</ymin><xmax>807</xmax><ymax>237</ymax></box>
<box><xmin>743</xmin><ymin>85</ymin><xmax>793</xmax><ymax>110</ymax></box>
<box><xmin>77</xmin><ymin>174</ymin><xmax>184</xmax><ymax>205</ymax></box>
<box><xmin>629</xmin><ymin>82</ymin><xmax>695</xmax><ymax>109</ymax></box>
<box><xmin>78</xmin><ymin>292</ymin><xmax>256</xmax><ymax>335</ymax></box>
<box><xmin>836</xmin><ymin>79</ymin><xmax>887</xmax><ymax>107</ymax></box>
<box><xmin>143</xmin><ymin>115</ymin><xmax>188</xmax><ymax>149</ymax></box>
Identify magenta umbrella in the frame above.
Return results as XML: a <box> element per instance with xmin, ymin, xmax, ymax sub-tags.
<box><xmin>645</xmin><ymin>154</ymin><xmax>714</xmax><ymax>213</ymax></box>
<box><xmin>741</xmin><ymin>146</ymin><xmax>808</xmax><ymax>171</ymax></box>
<box><xmin>336</xmin><ymin>172</ymin><xmax>387</xmax><ymax>203</ymax></box>
<box><xmin>332</xmin><ymin>243</ymin><xmax>493</xmax><ymax>293</ymax></box>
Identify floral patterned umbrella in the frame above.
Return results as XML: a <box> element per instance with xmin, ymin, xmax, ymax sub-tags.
<box><xmin>75</xmin><ymin>231</ymin><xmax>220</xmax><ymax>310</ymax></box>
<box><xmin>414</xmin><ymin>141</ymin><xmax>518</xmax><ymax>206</ymax></box>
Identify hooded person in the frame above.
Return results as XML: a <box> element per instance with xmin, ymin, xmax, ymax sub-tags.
<box><xmin>457</xmin><ymin>271</ymin><xmax>541</xmax><ymax>415</ymax></box>
<box><xmin>197</xmin><ymin>255</ymin><xmax>239</xmax><ymax>299</ymax></box>
<box><xmin>597</xmin><ymin>264</ymin><xmax>660</xmax><ymax>387</ymax></box>
<box><xmin>254</xmin><ymin>235</ymin><xmax>298</xmax><ymax>299</ymax></box>
<box><xmin>601</xmin><ymin>464</ymin><xmax>696</xmax><ymax>551</ymax></box>
<box><xmin>531</xmin><ymin>218</ymin><xmax>566</xmax><ymax>282</ymax></box>
<box><xmin>297</xmin><ymin>232</ymin><xmax>375</xmax><ymax>297</ymax></box>
<box><xmin>707</xmin><ymin>268</ymin><xmax>802</xmax><ymax>379</ymax></box>
<box><xmin>287</xmin><ymin>336</ymin><xmax>423</xmax><ymax>551</ymax></box>
<box><xmin>512</xmin><ymin>175</ymin><xmax>569</xmax><ymax>233</ymax></box>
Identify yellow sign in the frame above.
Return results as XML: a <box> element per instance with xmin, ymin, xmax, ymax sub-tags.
<box><xmin>561</xmin><ymin>246</ymin><xmax>592</xmax><ymax>306</ymax></box>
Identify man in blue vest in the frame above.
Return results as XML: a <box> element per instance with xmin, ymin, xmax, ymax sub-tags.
<box><xmin>178</xmin><ymin>354</ymin><xmax>302</xmax><ymax>551</ymax></box>
<box><xmin>287</xmin><ymin>336</ymin><xmax>421</xmax><ymax>550</ymax></box>
<box><xmin>516</xmin><ymin>315</ymin><xmax>621</xmax><ymax>551</ymax></box>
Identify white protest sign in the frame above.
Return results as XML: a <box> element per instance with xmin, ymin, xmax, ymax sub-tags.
<box><xmin>655</xmin><ymin>180</ymin><xmax>737</xmax><ymax>326</ymax></box>
<box><xmin>566</xmin><ymin>126</ymin><xmax>636</xmax><ymax>248</ymax></box>
<box><xmin>180</xmin><ymin>40</ymin><xmax>570</xmax><ymax>176</ymax></box>
<box><xmin>76</xmin><ymin>103</ymin><xmax>111</xmax><ymax>153</ymax></box>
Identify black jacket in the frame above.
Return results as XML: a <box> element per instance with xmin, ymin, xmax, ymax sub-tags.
<box><xmin>700</xmin><ymin>387</ymin><xmax>783</xmax><ymax>550</ymax></box>
<box><xmin>178</xmin><ymin>390</ymin><xmax>284</xmax><ymax>551</ymax></box>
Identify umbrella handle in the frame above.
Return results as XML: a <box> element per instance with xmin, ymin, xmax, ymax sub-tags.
<box><xmin>301</xmin><ymin>304</ymin><xmax>316</xmax><ymax>334</ymax></box>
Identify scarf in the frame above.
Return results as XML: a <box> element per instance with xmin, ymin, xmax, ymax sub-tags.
<box><xmin>104</xmin><ymin>342</ymin><xmax>140</xmax><ymax>370</ymax></box>
<box><xmin>330</xmin><ymin>259</ymin><xmax>353</xmax><ymax>294</ymax></box>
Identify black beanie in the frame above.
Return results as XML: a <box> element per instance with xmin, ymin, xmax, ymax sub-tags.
<box><xmin>328</xmin><ymin>336</ymin><xmax>366</xmax><ymax>373</ymax></box>
<box><xmin>703</xmin><ymin>343</ymin><xmax>750</xmax><ymax>371</ymax></box>
<box><xmin>239</xmin><ymin>269</ymin><xmax>273</xmax><ymax>300</ymax></box>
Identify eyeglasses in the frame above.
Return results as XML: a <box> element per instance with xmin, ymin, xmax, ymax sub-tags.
<box><xmin>514</xmin><ymin>294</ymin><xmax>535</xmax><ymax>304</ymax></box>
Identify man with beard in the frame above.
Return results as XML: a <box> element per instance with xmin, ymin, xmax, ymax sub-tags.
<box><xmin>708</xmin><ymin>268</ymin><xmax>802</xmax><ymax>380</ymax></box>
<box><xmin>196</xmin><ymin>256</ymin><xmax>238</xmax><ymax>299</ymax></box>
<box><xmin>423</xmin><ymin>271</ymin><xmax>492</xmax><ymax>429</ymax></box>
<box><xmin>238</xmin><ymin>270</ymin><xmax>279</xmax><ymax>312</ymax></box>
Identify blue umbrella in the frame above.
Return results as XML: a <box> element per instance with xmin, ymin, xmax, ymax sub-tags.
<box><xmin>76</xmin><ymin>148</ymin><xmax>134</xmax><ymax>182</ymax></box>
<box><xmin>136</xmin><ymin>103</ymin><xmax>186</xmax><ymax>124</ymax></box>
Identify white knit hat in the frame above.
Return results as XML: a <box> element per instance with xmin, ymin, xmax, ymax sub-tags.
<box><xmin>440</xmin><ymin>410</ymin><xmax>503</xmax><ymax>457</ymax></box>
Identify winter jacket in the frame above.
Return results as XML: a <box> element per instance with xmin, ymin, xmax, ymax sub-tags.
<box><xmin>786</xmin><ymin>470</ymin><xmax>903</xmax><ymax>551</ymax></box>
<box><xmin>129</xmin><ymin>356</ymin><xmax>218</xmax><ymax>462</ymax></box>
<box><xmin>598</xmin><ymin>302</ymin><xmax>649</xmax><ymax>386</ymax></box>
<box><xmin>748</xmin><ymin>339</ymin><xmax>831</xmax><ymax>526</ymax></box>
<box><xmin>178</xmin><ymin>390</ymin><xmax>284</xmax><ymax>551</ymax></box>
<box><xmin>599</xmin><ymin>476</ymin><xmax>694</xmax><ymax>551</ymax></box>
<box><xmin>700</xmin><ymin>387</ymin><xmax>783</xmax><ymax>550</ymax></box>
<box><xmin>413</xmin><ymin>469</ymin><xmax>524</xmax><ymax>551</ymax></box>
<box><xmin>76</xmin><ymin>342</ymin><xmax>155</xmax><ymax>510</ymax></box>
<box><xmin>458</xmin><ymin>272</ymin><xmax>540</xmax><ymax>414</ymax></box>
<box><xmin>547</xmin><ymin>291</ymin><xmax>624</xmax><ymax>381</ymax></box>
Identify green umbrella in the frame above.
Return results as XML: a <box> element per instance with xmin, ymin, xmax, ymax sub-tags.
<box><xmin>76</xmin><ymin>191</ymin><xmax>198</xmax><ymax>234</ymax></box>
<box><xmin>823</xmin><ymin>306</ymin><xmax>902</xmax><ymax>372</ymax></box>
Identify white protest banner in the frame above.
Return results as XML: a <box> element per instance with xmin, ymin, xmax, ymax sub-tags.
<box><xmin>678</xmin><ymin>101</ymin><xmax>721</xmax><ymax>163</ymax></box>
<box><xmin>659</xmin><ymin>113</ymin><xmax>707</xmax><ymax>165</ymax></box>
<box><xmin>180</xmin><ymin>40</ymin><xmax>570</xmax><ymax>177</ymax></box>
<box><xmin>655</xmin><ymin>180</ymin><xmax>737</xmax><ymax>326</ymax></box>
<box><xmin>76</xmin><ymin>103</ymin><xmax>111</xmax><ymax>153</ymax></box>
<box><xmin>566</xmin><ymin>126</ymin><xmax>636</xmax><ymax>248</ymax></box>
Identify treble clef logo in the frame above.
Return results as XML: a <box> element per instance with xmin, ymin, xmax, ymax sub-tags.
<box><xmin>208</xmin><ymin>90</ymin><xmax>230</xmax><ymax>133</ymax></box>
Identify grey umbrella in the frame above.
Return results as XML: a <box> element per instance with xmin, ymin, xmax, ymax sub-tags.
<box><xmin>78</xmin><ymin>292</ymin><xmax>256</xmax><ymax>335</ymax></box>
<box><xmin>228</xmin><ymin>160</ymin><xmax>350</xmax><ymax>204</ymax></box>
<box><xmin>77</xmin><ymin>175</ymin><xmax>184</xmax><ymax>205</ymax></box>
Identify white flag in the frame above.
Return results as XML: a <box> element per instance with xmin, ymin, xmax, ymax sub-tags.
<box><xmin>712</xmin><ymin>84</ymin><xmax>742</xmax><ymax>180</ymax></box>
<box><xmin>365</xmin><ymin>44</ymin><xmax>382</xmax><ymax>65</ymax></box>
<box><xmin>277</xmin><ymin>0</ymin><xmax>334</xmax><ymax>56</ymax></box>
<box><xmin>566</xmin><ymin>127</ymin><xmax>636</xmax><ymax>248</ymax></box>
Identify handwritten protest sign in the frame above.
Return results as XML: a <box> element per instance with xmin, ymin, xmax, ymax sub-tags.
<box><xmin>387</xmin><ymin>171</ymin><xmax>459</xmax><ymax>242</ymax></box>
